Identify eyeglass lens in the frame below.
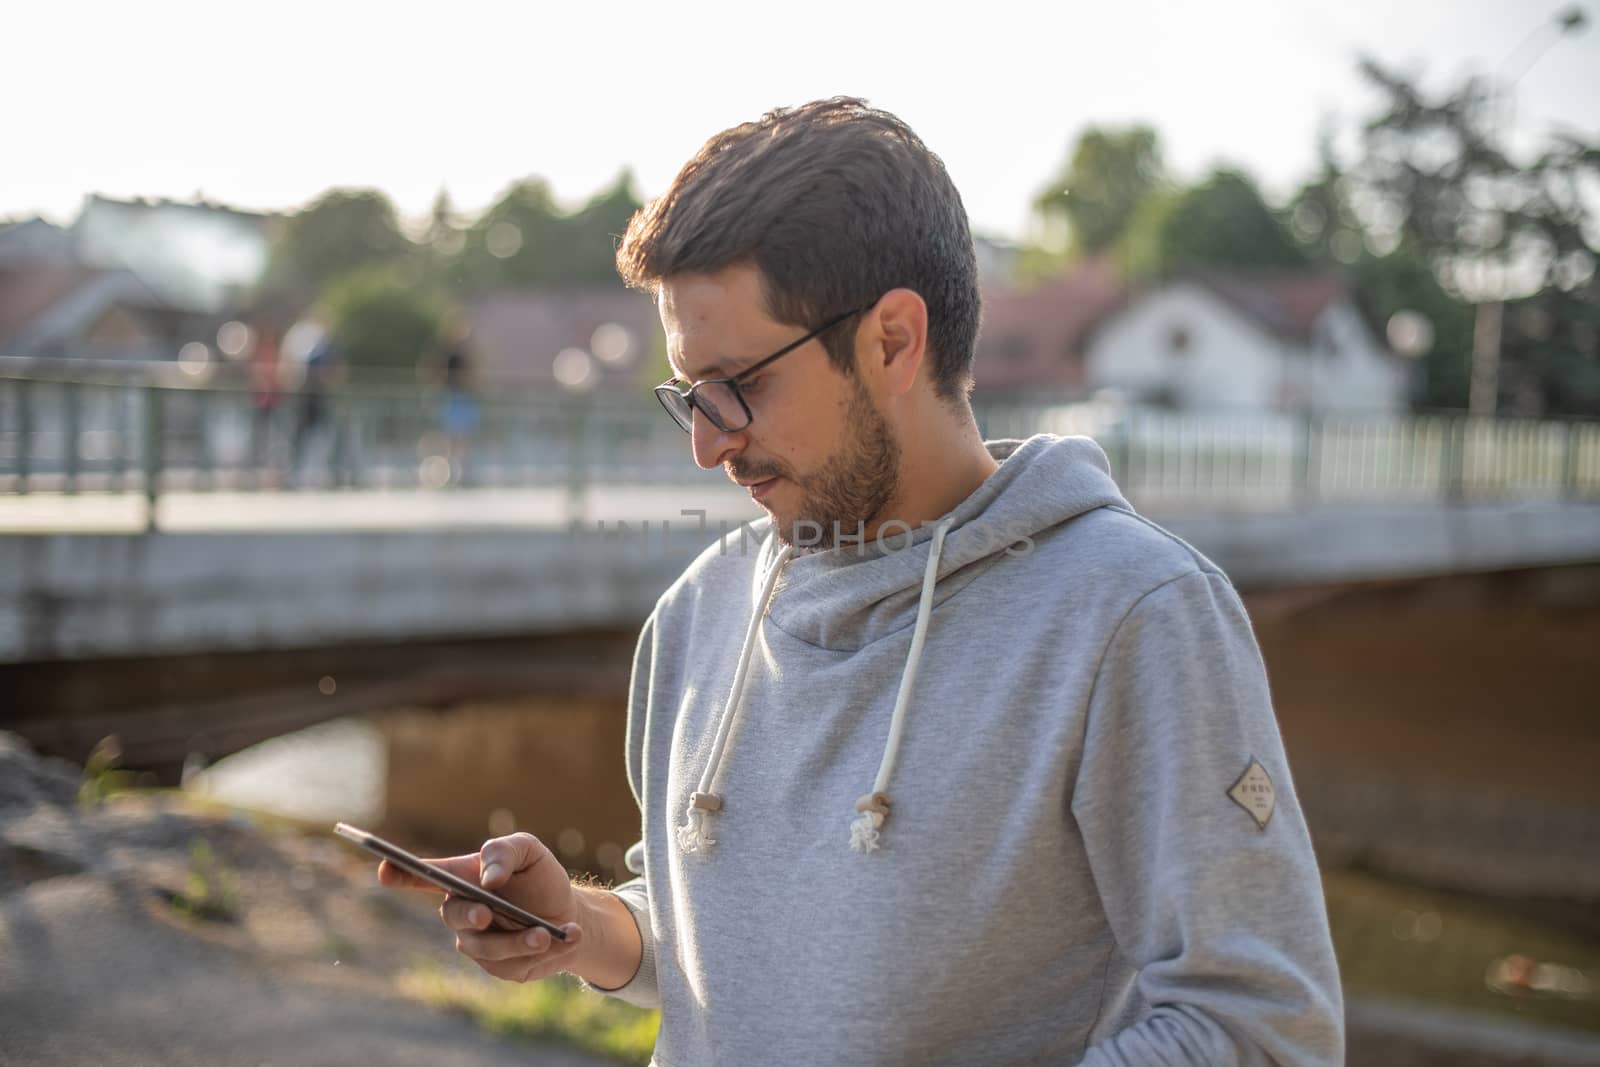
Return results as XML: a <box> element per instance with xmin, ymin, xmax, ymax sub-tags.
<box><xmin>658</xmin><ymin>380</ymin><xmax>747</xmax><ymax>433</ymax></box>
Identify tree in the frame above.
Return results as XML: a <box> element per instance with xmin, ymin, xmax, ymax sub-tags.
<box><xmin>1350</xmin><ymin>248</ymin><xmax>1476</xmax><ymax>409</ymax></box>
<box><xmin>1120</xmin><ymin>168</ymin><xmax>1308</xmax><ymax>280</ymax></box>
<box><xmin>565</xmin><ymin>170</ymin><xmax>644</xmax><ymax>283</ymax></box>
<box><xmin>1288</xmin><ymin>146</ymin><xmax>1476</xmax><ymax>409</ymax></box>
<box><xmin>455</xmin><ymin>171</ymin><xmax>642</xmax><ymax>291</ymax></box>
<box><xmin>1286</xmin><ymin>133</ymin><xmax>1372</xmax><ymax>267</ymax></box>
<box><xmin>321</xmin><ymin>265</ymin><xmax>452</xmax><ymax>379</ymax></box>
<box><xmin>1034</xmin><ymin>126</ymin><xmax>1166</xmax><ymax>256</ymax></box>
<box><xmin>261</xmin><ymin>188</ymin><xmax>415</xmax><ymax>298</ymax></box>
<box><xmin>1341</xmin><ymin>56</ymin><xmax>1599</xmax><ymax>414</ymax></box>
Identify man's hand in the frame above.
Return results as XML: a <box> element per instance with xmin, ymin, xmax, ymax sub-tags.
<box><xmin>378</xmin><ymin>832</ymin><xmax>584</xmax><ymax>984</ymax></box>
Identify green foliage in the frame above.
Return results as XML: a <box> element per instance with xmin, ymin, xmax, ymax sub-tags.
<box><xmin>262</xmin><ymin>188</ymin><xmax>416</xmax><ymax>299</ymax></box>
<box><xmin>322</xmin><ymin>266</ymin><xmax>453</xmax><ymax>377</ymax></box>
<box><xmin>1502</xmin><ymin>284</ymin><xmax>1600</xmax><ymax>415</ymax></box>
<box><xmin>401</xmin><ymin>964</ymin><xmax>659</xmax><ymax>1064</ymax></box>
<box><xmin>450</xmin><ymin>170</ymin><xmax>642</xmax><ymax>291</ymax></box>
<box><xmin>1340</xmin><ymin>56</ymin><xmax>1600</xmax><ymax>413</ymax></box>
<box><xmin>1035</xmin><ymin>126</ymin><xmax>1166</xmax><ymax>256</ymax></box>
<box><xmin>1350</xmin><ymin>249</ymin><xmax>1475</xmax><ymax>409</ymax></box>
<box><xmin>77</xmin><ymin>734</ymin><xmax>139</xmax><ymax>807</ymax></box>
<box><xmin>1120</xmin><ymin>169</ymin><xmax>1307</xmax><ymax>281</ymax></box>
<box><xmin>1285</xmin><ymin>136</ymin><xmax>1369</xmax><ymax>267</ymax></box>
<box><xmin>167</xmin><ymin>838</ymin><xmax>242</xmax><ymax>923</ymax></box>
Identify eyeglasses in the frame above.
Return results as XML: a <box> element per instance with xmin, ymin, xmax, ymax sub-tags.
<box><xmin>654</xmin><ymin>304</ymin><xmax>872</xmax><ymax>434</ymax></box>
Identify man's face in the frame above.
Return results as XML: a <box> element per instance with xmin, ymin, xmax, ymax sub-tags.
<box><xmin>659</xmin><ymin>265</ymin><xmax>900</xmax><ymax>548</ymax></box>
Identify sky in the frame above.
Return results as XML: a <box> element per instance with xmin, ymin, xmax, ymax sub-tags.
<box><xmin>6</xmin><ymin>0</ymin><xmax>1597</xmax><ymax>243</ymax></box>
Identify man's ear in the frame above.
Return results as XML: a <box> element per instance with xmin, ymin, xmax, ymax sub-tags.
<box><xmin>863</xmin><ymin>289</ymin><xmax>929</xmax><ymax>398</ymax></box>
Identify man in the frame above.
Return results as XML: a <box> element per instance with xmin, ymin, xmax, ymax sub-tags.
<box><xmin>381</xmin><ymin>98</ymin><xmax>1344</xmax><ymax>1064</ymax></box>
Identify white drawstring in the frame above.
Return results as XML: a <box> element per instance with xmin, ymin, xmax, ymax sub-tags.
<box><xmin>850</xmin><ymin>516</ymin><xmax>955</xmax><ymax>854</ymax></box>
<box><xmin>677</xmin><ymin>539</ymin><xmax>794</xmax><ymax>854</ymax></box>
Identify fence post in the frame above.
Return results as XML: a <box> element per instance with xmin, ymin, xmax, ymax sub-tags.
<box><xmin>1560</xmin><ymin>419</ymin><xmax>1580</xmax><ymax>500</ymax></box>
<box><xmin>143</xmin><ymin>386</ymin><xmax>165</xmax><ymax>532</ymax></box>
<box><xmin>1110</xmin><ymin>415</ymin><xmax>1132</xmax><ymax>494</ymax></box>
<box><xmin>565</xmin><ymin>393</ymin><xmax>590</xmax><ymax>525</ymax></box>
<box><xmin>344</xmin><ymin>396</ymin><xmax>366</xmax><ymax>489</ymax></box>
<box><xmin>63</xmin><ymin>380</ymin><xmax>83</xmax><ymax>494</ymax></box>
<box><xmin>1444</xmin><ymin>416</ymin><xmax>1467</xmax><ymax>502</ymax></box>
<box><xmin>15</xmin><ymin>378</ymin><xmax>33</xmax><ymax>494</ymax></box>
<box><xmin>196</xmin><ymin>388</ymin><xmax>215</xmax><ymax>492</ymax></box>
<box><xmin>1296</xmin><ymin>410</ymin><xmax>1320</xmax><ymax>506</ymax></box>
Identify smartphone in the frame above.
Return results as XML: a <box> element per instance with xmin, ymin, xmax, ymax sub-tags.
<box><xmin>333</xmin><ymin>822</ymin><xmax>568</xmax><ymax>941</ymax></box>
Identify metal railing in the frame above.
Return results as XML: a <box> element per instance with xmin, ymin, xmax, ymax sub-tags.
<box><xmin>981</xmin><ymin>400</ymin><xmax>1600</xmax><ymax>508</ymax></box>
<box><xmin>3</xmin><ymin>371</ymin><xmax>1598</xmax><ymax>529</ymax></box>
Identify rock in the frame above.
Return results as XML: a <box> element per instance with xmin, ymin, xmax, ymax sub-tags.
<box><xmin>0</xmin><ymin>731</ymin><xmax>82</xmax><ymax>811</ymax></box>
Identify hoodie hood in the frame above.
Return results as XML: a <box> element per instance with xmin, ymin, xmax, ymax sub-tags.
<box><xmin>672</xmin><ymin>432</ymin><xmax>1131</xmax><ymax>858</ymax></box>
<box><xmin>765</xmin><ymin>434</ymin><xmax>1129</xmax><ymax>652</ymax></box>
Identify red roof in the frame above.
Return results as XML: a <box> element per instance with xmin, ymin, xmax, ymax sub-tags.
<box><xmin>972</xmin><ymin>256</ymin><xmax>1127</xmax><ymax>394</ymax></box>
<box><xmin>1185</xmin><ymin>271</ymin><xmax>1349</xmax><ymax>343</ymax></box>
<box><xmin>0</xmin><ymin>266</ymin><xmax>97</xmax><ymax>347</ymax></box>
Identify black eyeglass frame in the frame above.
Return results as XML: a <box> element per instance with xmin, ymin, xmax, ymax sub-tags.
<box><xmin>654</xmin><ymin>303</ymin><xmax>873</xmax><ymax>434</ymax></box>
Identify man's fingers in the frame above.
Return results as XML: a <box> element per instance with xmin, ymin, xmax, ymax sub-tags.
<box><xmin>439</xmin><ymin>896</ymin><xmax>494</xmax><ymax>932</ymax></box>
<box><xmin>455</xmin><ymin>922</ymin><xmax>582</xmax><ymax>965</ymax></box>
<box><xmin>455</xmin><ymin>927</ymin><xmax>538</xmax><ymax>963</ymax></box>
<box><xmin>376</xmin><ymin>853</ymin><xmax>482</xmax><ymax>892</ymax></box>
<box><xmin>477</xmin><ymin>956</ymin><xmax>564</xmax><ymax>985</ymax></box>
<box><xmin>477</xmin><ymin>832</ymin><xmax>547</xmax><ymax>889</ymax></box>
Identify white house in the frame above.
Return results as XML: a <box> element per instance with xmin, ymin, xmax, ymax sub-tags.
<box><xmin>1083</xmin><ymin>272</ymin><xmax>1410</xmax><ymax>413</ymax></box>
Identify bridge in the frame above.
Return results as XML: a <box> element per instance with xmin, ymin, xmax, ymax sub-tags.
<box><xmin>4</xmin><ymin>368</ymin><xmax>1599</xmax><ymax>662</ymax></box>
<box><xmin>5</xmin><ymin>369</ymin><xmax>1599</xmax><ymax>904</ymax></box>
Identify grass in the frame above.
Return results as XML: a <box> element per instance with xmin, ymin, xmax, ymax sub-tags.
<box><xmin>400</xmin><ymin>961</ymin><xmax>659</xmax><ymax>1065</ymax></box>
<box><xmin>76</xmin><ymin>734</ymin><xmax>145</xmax><ymax>807</ymax></box>
<box><xmin>156</xmin><ymin>837</ymin><xmax>243</xmax><ymax>923</ymax></box>
<box><xmin>1325</xmin><ymin>865</ymin><xmax>1600</xmax><ymax>1034</ymax></box>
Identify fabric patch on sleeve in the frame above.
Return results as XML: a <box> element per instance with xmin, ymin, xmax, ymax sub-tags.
<box><xmin>1227</xmin><ymin>758</ymin><xmax>1275</xmax><ymax>831</ymax></box>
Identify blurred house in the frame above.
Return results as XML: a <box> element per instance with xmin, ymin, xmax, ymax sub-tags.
<box><xmin>0</xmin><ymin>196</ymin><xmax>275</xmax><ymax>362</ymax></box>
<box><xmin>464</xmin><ymin>287</ymin><xmax>662</xmax><ymax>395</ymax></box>
<box><xmin>971</xmin><ymin>256</ymin><xmax>1127</xmax><ymax>399</ymax></box>
<box><xmin>1084</xmin><ymin>271</ymin><xmax>1408</xmax><ymax>413</ymax></box>
<box><xmin>0</xmin><ymin>262</ymin><xmax>198</xmax><ymax>361</ymax></box>
<box><xmin>72</xmin><ymin>194</ymin><xmax>275</xmax><ymax>314</ymax></box>
<box><xmin>0</xmin><ymin>218</ymin><xmax>74</xmax><ymax>268</ymax></box>
<box><xmin>972</xmin><ymin>234</ymin><xmax>1023</xmax><ymax>286</ymax></box>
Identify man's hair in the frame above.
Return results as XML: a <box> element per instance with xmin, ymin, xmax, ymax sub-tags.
<box><xmin>615</xmin><ymin>97</ymin><xmax>981</xmax><ymax>402</ymax></box>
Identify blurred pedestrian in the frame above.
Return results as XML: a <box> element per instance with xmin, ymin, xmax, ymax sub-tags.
<box><xmin>246</xmin><ymin>321</ymin><xmax>283</xmax><ymax>477</ymax></box>
<box><xmin>435</xmin><ymin>323</ymin><xmax>480</xmax><ymax>487</ymax></box>
<box><xmin>291</xmin><ymin>331</ymin><xmax>342</xmax><ymax>486</ymax></box>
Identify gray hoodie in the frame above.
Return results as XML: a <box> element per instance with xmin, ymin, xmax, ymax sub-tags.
<box><xmin>598</xmin><ymin>434</ymin><xmax>1344</xmax><ymax>1065</ymax></box>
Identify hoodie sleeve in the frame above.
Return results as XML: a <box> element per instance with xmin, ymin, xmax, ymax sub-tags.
<box><xmin>581</xmin><ymin>610</ymin><xmax>661</xmax><ymax>1009</ymax></box>
<box><xmin>1071</xmin><ymin>569</ymin><xmax>1343</xmax><ymax>1066</ymax></box>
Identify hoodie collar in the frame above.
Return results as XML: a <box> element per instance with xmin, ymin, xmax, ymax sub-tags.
<box><xmin>764</xmin><ymin>434</ymin><xmax>1128</xmax><ymax>652</ymax></box>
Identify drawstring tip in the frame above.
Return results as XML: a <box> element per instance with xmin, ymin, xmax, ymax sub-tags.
<box><xmin>678</xmin><ymin>794</ymin><xmax>723</xmax><ymax>853</ymax></box>
<box><xmin>678</xmin><ymin>811</ymin><xmax>714</xmax><ymax>853</ymax></box>
<box><xmin>850</xmin><ymin>792</ymin><xmax>891</xmax><ymax>854</ymax></box>
<box><xmin>849</xmin><ymin>812</ymin><xmax>882</xmax><ymax>853</ymax></box>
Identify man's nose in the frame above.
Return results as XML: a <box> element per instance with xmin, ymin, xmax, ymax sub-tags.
<box><xmin>689</xmin><ymin>409</ymin><xmax>744</xmax><ymax>470</ymax></box>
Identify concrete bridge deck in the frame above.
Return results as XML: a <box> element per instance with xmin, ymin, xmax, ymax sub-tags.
<box><xmin>3</xmin><ymin>483</ymin><xmax>1597</xmax><ymax>665</ymax></box>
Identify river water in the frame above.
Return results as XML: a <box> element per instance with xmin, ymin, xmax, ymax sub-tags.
<box><xmin>188</xmin><ymin>716</ymin><xmax>386</xmax><ymax>827</ymax></box>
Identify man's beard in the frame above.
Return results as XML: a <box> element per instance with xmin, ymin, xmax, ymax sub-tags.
<box><xmin>730</xmin><ymin>381</ymin><xmax>901</xmax><ymax>550</ymax></box>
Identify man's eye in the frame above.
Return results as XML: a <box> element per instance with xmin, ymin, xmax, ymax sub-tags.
<box><xmin>741</xmin><ymin>376</ymin><xmax>765</xmax><ymax>395</ymax></box>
